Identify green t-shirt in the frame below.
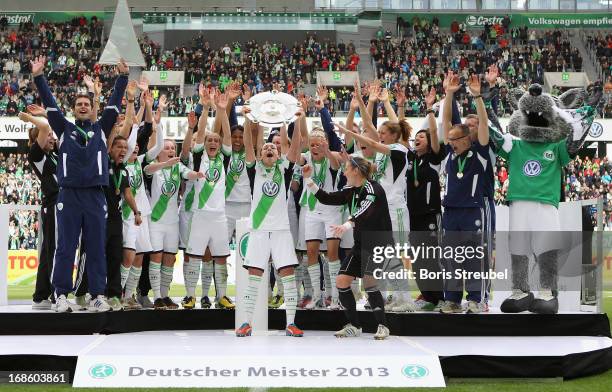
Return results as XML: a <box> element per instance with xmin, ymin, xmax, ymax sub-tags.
<box><xmin>498</xmin><ymin>139</ymin><xmax>570</xmax><ymax>208</ymax></box>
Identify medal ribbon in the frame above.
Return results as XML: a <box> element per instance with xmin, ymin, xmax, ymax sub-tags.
<box><xmin>252</xmin><ymin>163</ymin><xmax>282</xmax><ymax>229</ymax></box>
<box><xmin>457</xmin><ymin>153</ymin><xmax>470</xmax><ymax>178</ymax></box>
<box><xmin>122</xmin><ymin>161</ymin><xmax>142</xmax><ymax>220</ymax></box>
<box><xmin>299</xmin><ymin>157</ymin><xmax>328</xmax><ymax>211</ymax></box>
<box><xmin>151</xmin><ymin>164</ymin><xmax>180</xmax><ymax>222</ymax></box>
<box><xmin>225</xmin><ymin>150</ymin><xmax>246</xmax><ymax>198</ymax></box>
<box><xmin>198</xmin><ymin>154</ymin><xmax>224</xmax><ymax>209</ymax></box>
<box><xmin>413</xmin><ymin>158</ymin><xmax>419</xmax><ymax>187</ymax></box>
<box><xmin>75</xmin><ymin>125</ymin><xmax>90</xmax><ymax>143</ymax></box>
<box><xmin>373</xmin><ymin>153</ymin><xmax>389</xmax><ymax>181</ymax></box>
<box><xmin>112</xmin><ymin>163</ymin><xmax>123</xmax><ymax>195</ymax></box>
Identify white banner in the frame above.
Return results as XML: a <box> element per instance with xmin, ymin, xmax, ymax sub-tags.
<box><xmin>73</xmin><ymin>354</ymin><xmax>445</xmax><ymax>388</ymax></box>
<box><xmin>3</xmin><ymin>116</ymin><xmax>610</xmax><ymax>143</ymax></box>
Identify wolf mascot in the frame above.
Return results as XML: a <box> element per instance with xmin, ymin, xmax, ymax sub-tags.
<box><xmin>488</xmin><ymin>83</ymin><xmax>600</xmax><ymax>314</ymax></box>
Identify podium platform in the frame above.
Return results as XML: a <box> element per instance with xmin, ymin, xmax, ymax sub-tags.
<box><xmin>0</xmin><ymin>304</ymin><xmax>610</xmax><ymax>381</ymax></box>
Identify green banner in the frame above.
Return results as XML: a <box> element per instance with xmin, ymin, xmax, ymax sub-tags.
<box><xmin>387</xmin><ymin>12</ymin><xmax>612</xmax><ymax>29</ymax></box>
<box><xmin>0</xmin><ymin>12</ymin><xmax>105</xmax><ymax>25</ymax></box>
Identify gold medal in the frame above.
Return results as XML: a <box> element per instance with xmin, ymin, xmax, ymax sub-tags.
<box><xmin>115</xmin><ymin>188</ymin><xmax>120</xmax><ymax>196</ymax></box>
<box><xmin>208</xmin><ymin>180</ymin><xmax>215</xmax><ymax>186</ymax></box>
<box><xmin>457</xmin><ymin>173</ymin><xmax>464</xmax><ymax>179</ymax></box>
<box><xmin>414</xmin><ymin>180</ymin><xmax>419</xmax><ymax>187</ymax></box>
<box><xmin>233</xmin><ymin>174</ymin><xmax>239</xmax><ymax>182</ymax></box>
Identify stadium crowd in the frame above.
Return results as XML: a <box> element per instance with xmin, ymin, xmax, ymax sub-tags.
<box><xmin>0</xmin><ymin>16</ymin><xmax>360</xmax><ymax>117</ymax></box>
<box><xmin>372</xmin><ymin>16</ymin><xmax>582</xmax><ymax>117</ymax></box>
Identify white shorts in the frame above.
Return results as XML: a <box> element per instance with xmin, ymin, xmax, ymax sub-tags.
<box><xmin>509</xmin><ymin>201</ymin><xmax>562</xmax><ymax>256</ymax></box>
<box><xmin>243</xmin><ymin>230</ymin><xmax>298</xmax><ymax>271</ymax></box>
<box><xmin>226</xmin><ymin>201</ymin><xmax>251</xmax><ymax>241</ymax></box>
<box><xmin>186</xmin><ymin>211</ymin><xmax>230</xmax><ymax>257</ymax></box>
<box><xmin>389</xmin><ymin>205</ymin><xmax>410</xmax><ymax>245</ymax></box>
<box><xmin>178</xmin><ymin>209</ymin><xmax>193</xmax><ymax>250</ymax></box>
<box><xmin>150</xmin><ymin>220</ymin><xmax>180</xmax><ymax>254</ymax></box>
<box><xmin>304</xmin><ymin>209</ymin><xmax>342</xmax><ymax>242</ymax></box>
<box><xmin>123</xmin><ymin>216</ymin><xmax>153</xmax><ymax>254</ymax></box>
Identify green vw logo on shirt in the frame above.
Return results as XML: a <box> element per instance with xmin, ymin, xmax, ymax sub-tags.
<box><xmin>161</xmin><ymin>181</ymin><xmax>177</xmax><ymax>196</ymax></box>
<box><xmin>89</xmin><ymin>364</ymin><xmax>116</xmax><ymax>379</ymax></box>
<box><xmin>402</xmin><ymin>364</ymin><xmax>429</xmax><ymax>379</ymax></box>
<box><xmin>206</xmin><ymin>168</ymin><xmax>221</xmax><ymax>182</ymax></box>
<box><xmin>230</xmin><ymin>159</ymin><xmax>245</xmax><ymax>173</ymax></box>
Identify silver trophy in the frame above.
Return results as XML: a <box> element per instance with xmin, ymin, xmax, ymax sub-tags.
<box><xmin>243</xmin><ymin>90</ymin><xmax>300</xmax><ymax>127</ymax></box>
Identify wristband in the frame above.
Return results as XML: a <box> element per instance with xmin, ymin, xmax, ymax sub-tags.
<box><xmin>473</xmin><ymin>95</ymin><xmax>482</xmax><ymax>100</ymax></box>
<box><xmin>426</xmin><ymin>109</ymin><xmax>435</xmax><ymax>115</ymax></box>
<box><xmin>342</xmin><ymin>221</ymin><xmax>353</xmax><ymax>230</ymax></box>
<box><xmin>135</xmin><ymin>211</ymin><xmax>141</xmax><ymax>216</ymax></box>
<box><xmin>128</xmin><ymin>99</ymin><xmax>135</xmax><ymax>103</ymax></box>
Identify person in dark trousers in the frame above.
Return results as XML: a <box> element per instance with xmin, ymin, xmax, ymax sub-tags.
<box><xmin>31</xmin><ymin>55</ymin><xmax>129</xmax><ymax>313</ymax></box>
<box><xmin>406</xmin><ymin>89</ymin><xmax>445</xmax><ymax>309</ymax></box>
<box><xmin>304</xmin><ymin>156</ymin><xmax>393</xmax><ymax>340</ymax></box>
<box><xmin>21</xmin><ymin>108</ymin><xmax>58</xmax><ymax>310</ymax></box>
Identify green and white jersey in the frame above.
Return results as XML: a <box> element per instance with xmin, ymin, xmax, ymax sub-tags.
<box><xmin>225</xmin><ymin>149</ymin><xmax>251</xmax><ymax>203</ymax></box>
<box><xmin>373</xmin><ymin>143</ymin><xmax>408</xmax><ymax>209</ymax></box>
<box><xmin>299</xmin><ymin>151</ymin><xmax>337</xmax><ymax>214</ymax></box>
<box><xmin>148</xmin><ymin>162</ymin><xmax>192</xmax><ymax>224</ymax></box>
<box><xmin>497</xmin><ymin>136</ymin><xmax>570</xmax><ymax>208</ymax></box>
<box><xmin>122</xmin><ymin>155</ymin><xmax>151</xmax><ymax>221</ymax></box>
<box><xmin>192</xmin><ymin>143</ymin><xmax>231</xmax><ymax>213</ymax></box>
<box><xmin>249</xmin><ymin>155</ymin><xmax>290</xmax><ymax>231</ymax></box>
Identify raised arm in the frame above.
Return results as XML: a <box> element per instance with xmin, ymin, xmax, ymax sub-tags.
<box><xmin>144</xmin><ymin>156</ymin><xmax>180</xmax><ymax>175</ymax></box>
<box><xmin>354</xmin><ymin>80</ymin><xmax>378</xmax><ymax>140</ymax></box>
<box><xmin>424</xmin><ymin>87</ymin><xmax>439</xmax><ymax>154</ymax></box>
<box><xmin>380</xmin><ymin>88</ymin><xmax>398</xmax><ymax>122</ymax></box>
<box><xmin>287</xmin><ymin>112</ymin><xmax>302</xmax><ymax>163</ymax></box>
<box><xmin>124</xmin><ymin>124</ymin><xmax>138</xmax><ymax>163</ymax></box>
<box><xmin>442</xmin><ymin>71</ymin><xmax>460</xmax><ymax>144</ymax></box>
<box><xmin>344</xmin><ymin>96</ymin><xmax>359</xmax><ymax>149</ymax></box>
<box><xmin>214</xmin><ymin>92</ymin><xmax>232</xmax><ymax>148</ymax></box>
<box><xmin>18</xmin><ymin>112</ymin><xmax>52</xmax><ymax>149</ymax></box>
<box><xmin>395</xmin><ymin>84</ymin><xmax>406</xmax><ymax>122</ymax></box>
<box><xmin>194</xmin><ymin>85</ymin><xmax>212</xmax><ymax>146</ymax></box>
<box><xmin>315</xmin><ymin>85</ymin><xmax>342</xmax><ymax>152</ymax></box>
<box><xmin>118</xmin><ymin>80</ymin><xmax>138</xmax><ymax>139</ymax></box>
<box><xmin>243</xmin><ymin>108</ymin><xmax>256</xmax><ymax>164</ymax></box>
<box><xmin>336</xmin><ymin>122</ymin><xmax>390</xmax><ymax>155</ymax></box>
<box><xmin>467</xmin><ymin>74</ymin><xmax>489</xmax><ymax>146</ymax></box>
<box><xmin>31</xmin><ymin>55</ymin><xmax>69</xmax><ymax>138</ymax></box>
<box><xmin>99</xmin><ymin>59</ymin><xmax>129</xmax><ymax>137</ymax></box>
<box><xmin>83</xmin><ymin>75</ymin><xmax>101</xmax><ymax>121</ymax></box>
<box><xmin>182</xmin><ymin>111</ymin><xmax>197</xmax><ymax>161</ymax></box>
<box><xmin>146</xmin><ymin>121</ymin><xmax>164</xmax><ymax>161</ymax></box>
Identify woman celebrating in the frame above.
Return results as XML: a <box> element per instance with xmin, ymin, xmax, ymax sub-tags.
<box><xmin>304</xmin><ymin>156</ymin><xmax>393</xmax><ymax>340</ymax></box>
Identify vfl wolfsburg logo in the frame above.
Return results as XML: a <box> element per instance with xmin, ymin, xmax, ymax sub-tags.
<box><xmin>230</xmin><ymin>159</ymin><xmax>245</xmax><ymax>173</ymax></box>
<box><xmin>523</xmin><ymin>160</ymin><xmax>542</xmax><ymax>177</ymax></box>
<box><xmin>130</xmin><ymin>172</ymin><xmax>142</xmax><ymax>188</ymax></box>
<box><xmin>89</xmin><ymin>364</ymin><xmax>116</xmax><ymax>379</ymax></box>
<box><xmin>543</xmin><ymin>150</ymin><xmax>555</xmax><ymax>161</ymax></box>
<box><xmin>402</xmin><ymin>364</ymin><xmax>429</xmax><ymax>379</ymax></box>
<box><xmin>262</xmin><ymin>181</ymin><xmax>280</xmax><ymax>197</ymax></box>
<box><xmin>206</xmin><ymin>168</ymin><xmax>221</xmax><ymax>182</ymax></box>
<box><xmin>161</xmin><ymin>180</ymin><xmax>177</xmax><ymax>196</ymax></box>
<box><xmin>238</xmin><ymin>233</ymin><xmax>249</xmax><ymax>259</ymax></box>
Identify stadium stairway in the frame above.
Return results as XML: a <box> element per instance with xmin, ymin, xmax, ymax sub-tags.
<box><xmin>570</xmin><ymin>31</ymin><xmax>601</xmax><ymax>83</ymax></box>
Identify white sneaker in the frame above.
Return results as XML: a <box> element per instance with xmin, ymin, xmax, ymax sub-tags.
<box><xmin>391</xmin><ymin>300</ymin><xmax>417</xmax><ymax>313</ymax></box>
<box><xmin>536</xmin><ymin>289</ymin><xmax>555</xmax><ymax>301</ymax></box>
<box><xmin>305</xmin><ymin>295</ymin><xmax>320</xmax><ymax>310</ymax></box>
<box><xmin>334</xmin><ymin>324</ymin><xmax>362</xmax><ymax>338</ymax></box>
<box><xmin>88</xmin><ymin>295</ymin><xmax>111</xmax><ymax>312</ymax></box>
<box><xmin>55</xmin><ymin>295</ymin><xmax>73</xmax><ymax>313</ymax></box>
<box><xmin>328</xmin><ymin>298</ymin><xmax>342</xmax><ymax>310</ymax></box>
<box><xmin>374</xmin><ymin>324</ymin><xmax>390</xmax><ymax>340</ymax></box>
<box><xmin>32</xmin><ymin>299</ymin><xmax>52</xmax><ymax>310</ymax></box>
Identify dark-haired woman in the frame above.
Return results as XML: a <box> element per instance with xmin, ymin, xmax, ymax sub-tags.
<box><xmin>304</xmin><ymin>156</ymin><xmax>393</xmax><ymax>340</ymax></box>
<box><xmin>21</xmin><ymin>108</ymin><xmax>58</xmax><ymax>310</ymax></box>
<box><xmin>405</xmin><ymin>89</ymin><xmax>445</xmax><ymax>311</ymax></box>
